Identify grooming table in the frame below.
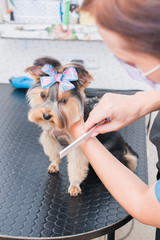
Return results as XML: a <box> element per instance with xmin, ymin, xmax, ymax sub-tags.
<box><xmin>0</xmin><ymin>84</ymin><xmax>148</xmax><ymax>240</ymax></box>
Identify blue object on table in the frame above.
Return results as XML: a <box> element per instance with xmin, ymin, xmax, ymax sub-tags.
<box><xmin>10</xmin><ymin>76</ymin><xmax>34</xmax><ymax>89</ymax></box>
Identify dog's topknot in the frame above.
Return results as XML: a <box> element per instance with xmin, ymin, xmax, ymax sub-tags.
<box><xmin>25</xmin><ymin>57</ymin><xmax>93</xmax><ymax>87</ymax></box>
<box><xmin>34</xmin><ymin>57</ymin><xmax>61</xmax><ymax>68</ymax></box>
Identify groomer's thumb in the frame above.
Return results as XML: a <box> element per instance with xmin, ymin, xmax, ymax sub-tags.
<box><xmin>92</xmin><ymin>121</ymin><xmax>120</xmax><ymax>135</ymax></box>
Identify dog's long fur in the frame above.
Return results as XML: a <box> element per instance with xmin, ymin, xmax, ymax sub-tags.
<box><xmin>26</xmin><ymin>57</ymin><xmax>138</xmax><ymax>196</ymax></box>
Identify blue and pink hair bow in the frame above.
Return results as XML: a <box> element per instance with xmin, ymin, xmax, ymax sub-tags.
<box><xmin>40</xmin><ymin>64</ymin><xmax>78</xmax><ymax>92</ymax></box>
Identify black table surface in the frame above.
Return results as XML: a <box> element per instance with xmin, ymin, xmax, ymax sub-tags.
<box><xmin>0</xmin><ymin>84</ymin><xmax>148</xmax><ymax>240</ymax></box>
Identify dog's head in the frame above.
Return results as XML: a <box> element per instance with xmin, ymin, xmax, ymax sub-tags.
<box><xmin>25</xmin><ymin>57</ymin><xmax>93</xmax><ymax>130</ymax></box>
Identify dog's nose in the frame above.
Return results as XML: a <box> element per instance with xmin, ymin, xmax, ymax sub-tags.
<box><xmin>43</xmin><ymin>113</ymin><xmax>52</xmax><ymax>120</ymax></box>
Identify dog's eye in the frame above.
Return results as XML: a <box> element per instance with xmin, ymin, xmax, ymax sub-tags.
<box><xmin>40</xmin><ymin>92</ymin><xmax>47</xmax><ymax>100</ymax></box>
<box><xmin>59</xmin><ymin>98</ymin><xmax>67</xmax><ymax>104</ymax></box>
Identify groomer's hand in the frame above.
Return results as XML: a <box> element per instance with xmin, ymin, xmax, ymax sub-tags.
<box><xmin>84</xmin><ymin>90</ymin><xmax>160</xmax><ymax>135</ymax></box>
<box><xmin>68</xmin><ymin>116</ymin><xmax>84</xmax><ymax>140</ymax></box>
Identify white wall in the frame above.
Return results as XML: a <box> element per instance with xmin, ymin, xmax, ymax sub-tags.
<box><xmin>0</xmin><ymin>38</ymin><xmax>151</xmax><ymax>90</ymax></box>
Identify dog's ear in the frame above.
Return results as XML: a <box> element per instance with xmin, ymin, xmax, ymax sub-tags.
<box><xmin>24</xmin><ymin>66</ymin><xmax>43</xmax><ymax>82</ymax></box>
<box><xmin>25</xmin><ymin>57</ymin><xmax>62</xmax><ymax>83</ymax></box>
<box><xmin>76</xmin><ymin>65</ymin><xmax>93</xmax><ymax>89</ymax></box>
<box><xmin>63</xmin><ymin>63</ymin><xmax>93</xmax><ymax>89</ymax></box>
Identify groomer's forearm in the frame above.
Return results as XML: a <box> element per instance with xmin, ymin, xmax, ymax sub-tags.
<box><xmin>80</xmin><ymin>137</ymin><xmax>148</xmax><ymax>219</ymax></box>
<box><xmin>136</xmin><ymin>90</ymin><xmax>160</xmax><ymax>117</ymax></box>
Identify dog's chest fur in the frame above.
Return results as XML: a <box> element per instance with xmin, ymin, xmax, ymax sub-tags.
<box><xmin>51</xmin><ymin>129</ymin><xmax>71</xmax><ymax>146</ymax></box>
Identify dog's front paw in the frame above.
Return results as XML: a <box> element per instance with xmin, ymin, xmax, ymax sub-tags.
<box><xmin>48</xmin><ymin>163</ymin><xmax>59</xmax><ymax>173</ymax></box>
<box><xmin>68</xmin><ymin>183</ymin><xmax>81</xmax><ymax>197</ymax></box>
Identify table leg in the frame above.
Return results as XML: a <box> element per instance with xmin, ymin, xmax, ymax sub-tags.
<box><xmin>107</xmin><ymin>231</ymin><xmax>115</xmax><ymax>240</ymax></box>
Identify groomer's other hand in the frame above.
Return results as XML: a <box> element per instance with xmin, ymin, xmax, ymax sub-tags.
<box><xmin>84</xmin><ymin>91</ymin><xmax>152</xmax><ymax>135</ymax></box>
<box><xmin>68</xmin><ymin>116</ymin><xmax>84</xmax><ymax>140</ymax></box>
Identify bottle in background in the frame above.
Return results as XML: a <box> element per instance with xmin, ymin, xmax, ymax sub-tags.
<box><xmin>62</xmin><ymin>0</ymin><xmax>70</xmax><ymax>31</ymax></box>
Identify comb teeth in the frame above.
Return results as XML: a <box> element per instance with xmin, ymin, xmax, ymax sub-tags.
<box><xmin>59</xmin><ymin>130</ymin><xmax>92</xmax><ymax>159</ymax></box>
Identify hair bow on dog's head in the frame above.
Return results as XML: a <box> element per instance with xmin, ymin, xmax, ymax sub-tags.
<box><xmin>40</xmin><ymin>64</ymin><xmax>78</xmax><ymax>92</ymax></box>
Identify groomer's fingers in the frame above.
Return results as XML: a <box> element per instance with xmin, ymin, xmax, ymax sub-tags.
<box><xmin>84</xmin><ymin>92</ymin><xmax>139</xmax><ymax>134</ymax></box>
<box><xmin>91</xmin><ymin>121</ymin><xmax>121</xmax><ymax>136</ymax></box>
<box><xmin>84</xmin><ymin>105</ymin><xmax>112</xmax><ymax>133</ymax></box>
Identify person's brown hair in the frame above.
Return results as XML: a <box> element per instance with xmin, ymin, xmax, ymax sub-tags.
<box><xmin>81</xmin><ymin>0</ymin><xmax>160</xmax><ymax>57</ymax></box>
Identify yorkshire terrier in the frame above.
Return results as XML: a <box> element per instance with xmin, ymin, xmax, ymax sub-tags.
<box><xmin>26</xmin><ymin>57</ymin><xmax>138</xmax><ymax>197</ymax></box>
